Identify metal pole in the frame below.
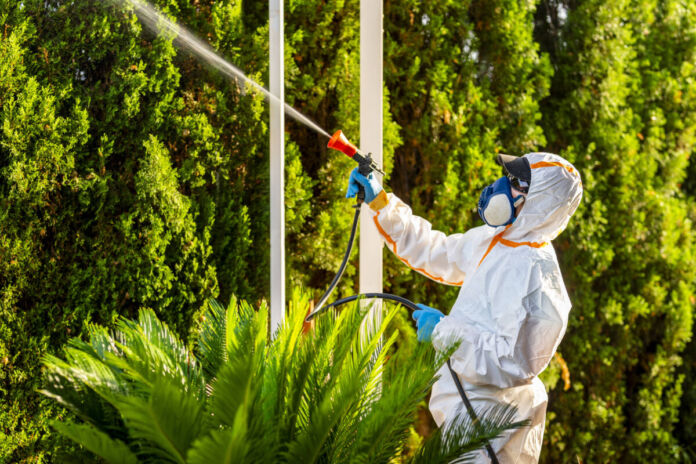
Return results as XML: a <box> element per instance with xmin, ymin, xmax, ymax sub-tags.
<box><xmin>269</xmin><ymin>0</ymin><xmax>285</xmax><ymax>333</ymax></box>
<box><xmin>360</xmin><ymin>0</ymin><xmax>383</xmax><ymax>304</ymax></box>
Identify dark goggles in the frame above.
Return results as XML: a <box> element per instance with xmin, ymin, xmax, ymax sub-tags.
<box><xmin>507</xmin><ymin>174</ymin><xmax>530</xmax><ymax>194</ymax></box>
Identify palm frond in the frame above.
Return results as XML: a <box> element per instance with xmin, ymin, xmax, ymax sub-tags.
<box><xmin>43</xmin><ymin>310</ymin><xmax>211</xmax><ymax>463</ymax></box>
<box><xmin>45</xmin><ymin>347</ymin><xmax>126</xmax><ymax>394</ymax></box>
<box><xmin>186</xmin><ymin>427</ymin><xmax>249</xmax><ymax>464</ymax></box>
<box><xmin>282</xmin><ymin>335</ymin><xmax>365</xmax><ymax>459</ymax></box>
<box><xmin>50</xmin><ymin>421</ymin><xmax>138</xmax><ymax>464</ymax></box>
<box><xmin>109</xmin><ymin>378</ymin><xmax>207</xmax><ymax>463</ymax></box>
<box><xmin>207</xmin><ymin>346</ymin><xmax>258</xmax><ymax>428</ymax></box>
<box><xmin>111</xmin><ymin>309</ymin><xmax>205</xmax><ymax>398</ymax></box>
<box><xmin>39</xmin><ymin>369</ymin><xmax>125</xmax><ymax>437</ymax></box>
<box><xmin>203</xmin><ymin>296</ymin><xmax>278</xmax><ymax>461</ymax></box>
<box><xmin>265</xmin><ymin>289</ymin><xmax>346</xmax><ymax>444</ymax></box>
<box><xmin>345</xmin><ymin>342</ymin><xmax>440</xmax><ymax>464</ymax></box>
<box><xmin>330</xmin><ymin>329</ymin><xmax>401</xmax><ymax>464</ymax></box>
<box><xmin>409</xmin><ymin>403</ymin><xmax>529</xmax><ymax>464</ymax></box>
<box><xmin>40</xmin><ymin>347</ymin><xmax>129</xmax><ymax>434</ymax></box>
<box><xmin>196</xmin><ymin>298</ymin><xmax>229</xmax><ymax>382</ymax></box>
<box><xmin>283</xmin><ymin>299</ymin><xmax>398</xmax><ymax>463</ymax></box>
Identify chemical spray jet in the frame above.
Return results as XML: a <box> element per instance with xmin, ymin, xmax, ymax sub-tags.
<box><xmin>116</xmin><ymin>0</ymin><xmax>385</xmax><ymax>177</ymax></box>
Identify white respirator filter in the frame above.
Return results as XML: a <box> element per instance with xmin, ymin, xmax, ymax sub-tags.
<box><xmin>477</xmin><ymin>176</ymin><xmax>525</xmax><ymax>227</ymax></box>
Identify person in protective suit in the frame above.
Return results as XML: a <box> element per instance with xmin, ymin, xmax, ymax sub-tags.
<box><xmin>346</xmin><ymin>152</ymin><xmax>582</xmax><ymax>463</ymax></box>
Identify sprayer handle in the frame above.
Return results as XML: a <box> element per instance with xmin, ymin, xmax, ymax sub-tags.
<box><xmin>356</xmin><ymin>185</ymin><xmax>366</xmax><ymax>204</ymax></box>
<box><xmin>356</xmin><ymin>155</ymin><xmax>373</xmax><ymax>205</ymax></box>
<box><xmin>357</xmin><ymin>153</ymin><xmax>375</xmax><ymax>177</ymax></box>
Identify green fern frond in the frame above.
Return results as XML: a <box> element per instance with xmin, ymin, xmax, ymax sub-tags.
<box><xmin>49</xmin><ymin>421</ymin><xmax>138</xmax><ymax>464</ymax></box>
<box><xmin>186</xmin><ymin>427</ymin><xmax>248</xmax><ymax>464</ymax></box>
<box><xmin>409</xmin><ymin>404</ymin><xmax>529</xmax><ymax>464</ymax></box>
<box><xmin>111</xmin><ymin>309</ymin><xmax>205</xmax><ymax>398</ymax></box>
<box><xmin>345</xmin><ymin>343</ymin><xmax>437</xmax><ymax>464</ymax></box>
<box><xmin>208</xmin><ymin>347</ymin><xmax>258</xmax><ymax>428</ymax></box>
<box><xmin>39</xmin><ymin>370</ymin><xmax>125</xmax><ymax>438</ymax></box>
<box><xmin>109</xmin><ymin>378</ymin><xmax>207</xmax><ymax>463</ymax></box>
<box><xmin>196</xmin><ymin>298</ymin><xmax>230</xmax><ymax>383</ymax></box>
<box><xmin>330</xmin><ymin>329</ymin><xmax>400</xmax><ymax>464</ymax></box>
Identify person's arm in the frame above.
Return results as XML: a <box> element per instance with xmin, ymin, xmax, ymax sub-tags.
<box><xmin>431</xmin><ymin>260</ymin><xmax>571</xmax><ymax>388</ymax></box>
<box><xmin>369</xmin><ymin>192</ymin><xmax>483</xmax><ymax>287</ymax></box>
<box><xmin>346</xmin><ymin>168</ymin><xmax>488</xmax><ymax>286</ymax></box>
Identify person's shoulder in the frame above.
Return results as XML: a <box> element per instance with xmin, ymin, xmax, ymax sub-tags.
<box><xmin>462</xmin><ymin>224</ymin><xmax>498</xmax><ymax>240</ymax></box>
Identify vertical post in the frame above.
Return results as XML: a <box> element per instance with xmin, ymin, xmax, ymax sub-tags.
<box><xmin>360</xmin><ymin>0</ymin><xmax>383</xmax><ymax>300</ymax></box>
<box><xmin>269</xmin><ymin>0</ymin><xmax>285</xmax><ymax>333</ymax></box>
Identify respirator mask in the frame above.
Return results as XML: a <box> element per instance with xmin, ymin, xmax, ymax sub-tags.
<box><xmin>477</xmin><ymin>175</ymin><xmax>527</xmax><ymax>227</ymax></box>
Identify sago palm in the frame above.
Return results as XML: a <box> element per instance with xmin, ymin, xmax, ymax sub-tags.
<box><xmin>41</xmin><ymin>289</ymin><xmax>526</xmax><ymax>463</ymax></box>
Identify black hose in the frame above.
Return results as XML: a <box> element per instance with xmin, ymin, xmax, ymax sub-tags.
<box><xmin>447</xmin><ymin>359</ymin><xmax>500</xmax><ymax>464</ymax></box>
<box><xmin>305</xmin><ymin>204</ymin><xmax>361</xmax><ymax>321</ymax></box>
<box><xmin>325</xmin><ymin>292</ymin><xmax>419</xmax><ymax>312</ymax></box>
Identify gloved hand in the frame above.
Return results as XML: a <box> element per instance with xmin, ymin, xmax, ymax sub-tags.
<box><xmin>412</xmin><ymin>304</ymin><xmax>444</xmax><ymax>343</ymax></box>
<box><xmin>346</xmin><ymin>167</ymin><xmax>383</xmax><ymax>204</ymax></box>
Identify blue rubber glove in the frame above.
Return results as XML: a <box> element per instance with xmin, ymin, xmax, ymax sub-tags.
<box><xmin>346</xmin><ymin>167</ymin><xmax>383</xmax><ymax>204</ymax></box>
<box><xmin>412</xmin><ymin>304</ymin><xmax>444</xmax><ymax>343</ymax></box>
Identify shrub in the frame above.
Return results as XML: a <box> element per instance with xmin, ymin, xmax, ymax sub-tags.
<box><xmin>41</xmin><ymin>291</ymin><xmax>525</xmax><ymax>463</ymax></box>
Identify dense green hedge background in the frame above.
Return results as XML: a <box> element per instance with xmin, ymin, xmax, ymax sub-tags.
<box><xmin>0</xmin><ymin>0</ymin><xmax>694</xmax><ymax>462</ymax></box>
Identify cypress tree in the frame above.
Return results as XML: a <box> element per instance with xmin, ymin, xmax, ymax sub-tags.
<box><xmin>535</xmin><ymin>0</ymin><xmax>696</xmax><ymax>461</ymax></box>
<box><xmin>382</xmin><ymin>0</ymin><xmax>551</xmax><ymax>312</ymax></box>
<box><xmin>0</xmin><ymin>0</ymin><xmax>267</xmax><ymax>459</ymax></box>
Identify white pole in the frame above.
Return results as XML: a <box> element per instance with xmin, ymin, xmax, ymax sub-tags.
<box><xmin>360</xmin><ymin>0</ymin><xmax>383</xmax><ymax>315</ymax></box>
<box><xmin>269</xmin><ymin>0</ymin><xmax>285</xmax><ymax>333</ymax></box>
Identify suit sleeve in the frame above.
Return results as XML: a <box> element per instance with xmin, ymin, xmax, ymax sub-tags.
<box><xmin>368</xmin><ymin>192</ymin><xmax>483</xmax><ymax>286</ymax></box>
<box><xmin>431</xmin><ymin>260</ymin><xmax>570</xmax><ymax>388</ymax></box>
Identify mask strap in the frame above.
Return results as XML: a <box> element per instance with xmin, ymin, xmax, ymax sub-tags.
<box><xmin>513</xmin><ymin>195</ymin><xmax>525</xmax><ymax>208</ymax></box>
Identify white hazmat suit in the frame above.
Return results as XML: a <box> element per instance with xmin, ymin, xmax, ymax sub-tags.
<box><xmin>367</xmin><ymin>152</ymin><xmax>582</xmax><ymax>463</ymax></box>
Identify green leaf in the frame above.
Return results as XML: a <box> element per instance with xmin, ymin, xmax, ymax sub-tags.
<box><xmin>112</xmin><ymin>379</ymin><xmax>206</xmax><ymax>464</ymax></box>
<box><xmin>409</xmin><ymin>404</ymin><xmax>528</xmax><ymax>464</ymax></box>
<box><xmin>50</xmin><ymin>421</ymin><xmax>138</xmax><ymax>464</ymax></box>
<box><xmin>186</xmin><ymin>416</ymin><xmax>250</xmax><ymax>464</ymax></box>
<box><xmin>197</xmin><ymin>298</ymin><xmax>229</xmax><ymax>382</ymax></box>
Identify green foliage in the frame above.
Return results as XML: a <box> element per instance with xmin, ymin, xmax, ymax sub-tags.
<box><xmin>0</xmin><ymin>0</ymin><xmax>263</xmax><ymax>459</ymax></box>
<box><xmin>535</xmin><ymin>0</ymin><xmax>696</xmax><ymax>462</ymax></box>
<box><xmin>383</xmin><ymin>0</ymin><xmax>551</xmax><ymax>308</ymax></box>
<box><xmin>41</xmin><ymin>291</ymin><xmax>524</xmax><ymax>463</ymax></box>
<box><xmin>1</xmin><ymin>0</ymin><xmax>695</xmax><ymax>461</ymax></box>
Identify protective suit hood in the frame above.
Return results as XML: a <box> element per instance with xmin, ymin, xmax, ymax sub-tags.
<box><xmin>502</xmin><ymin>152</ymin><xmax>583</xmax><ymax>244</ymax></box>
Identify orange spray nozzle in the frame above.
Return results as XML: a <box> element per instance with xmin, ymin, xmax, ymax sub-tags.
<box><xmin>327</xmin><ymin>129</ymin><xmax>385</xmax><ymax>176</ymax></box>
<box><xmin>328</xmin><ymin>130</ymin><xmax>359</xmax><ymax>158</ymax></box>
